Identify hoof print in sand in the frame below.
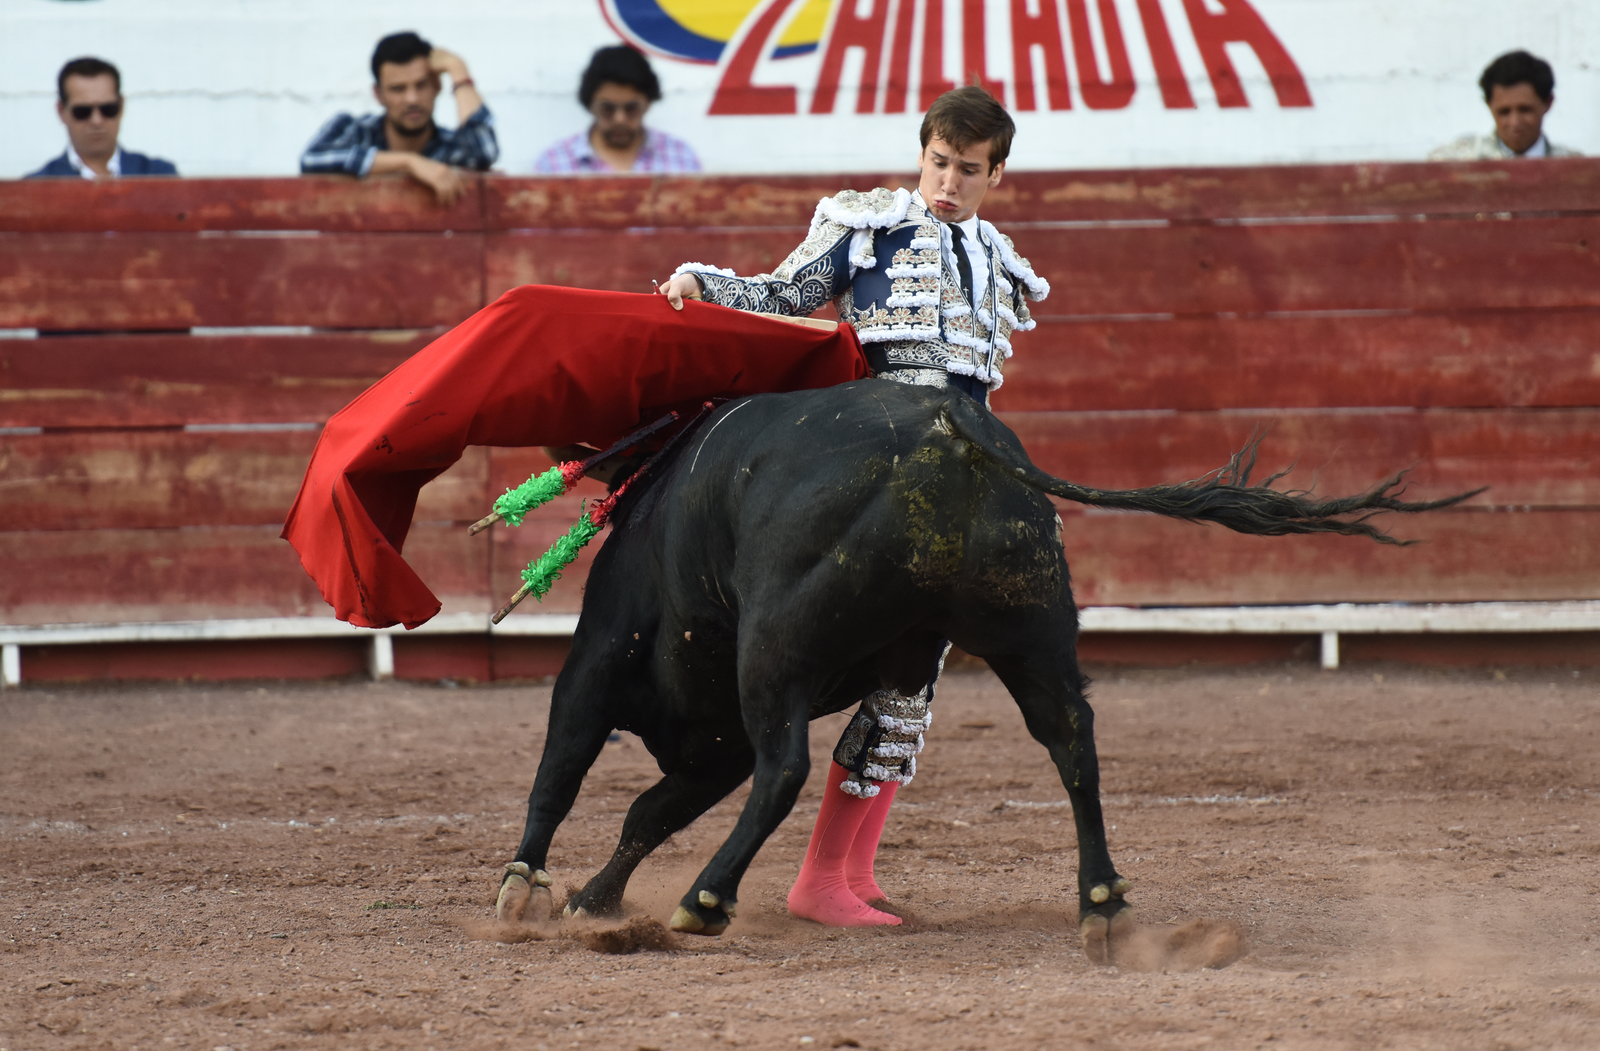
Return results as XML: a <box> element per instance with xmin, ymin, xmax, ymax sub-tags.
<box><xmin>581</xmin><ymin>917</ymin><xmax>679</xmax><ymax>955</ymax></box>
<box><xmin>1114</xmin><ymin>917</ymin><xmax>1248</xmax><ymax>971</ymax></box>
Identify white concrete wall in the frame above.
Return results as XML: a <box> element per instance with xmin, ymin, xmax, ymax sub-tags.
<box><xmin>2</xmin><ymin>0</ymin><xmax>1595</xmax><ymax>179</ymax></box>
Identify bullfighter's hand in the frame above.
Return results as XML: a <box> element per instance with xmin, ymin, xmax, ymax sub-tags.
<box><xmin>659</xmin><ymin>273</ymin><xmax>703</xmax><ymax>311</ymax></box>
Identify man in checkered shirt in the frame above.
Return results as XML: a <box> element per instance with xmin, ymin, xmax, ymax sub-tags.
<box><xmin>534</xmin><ymin>46</ymin><xmax>700</xmax><ymax>174</ymax></box>
<box><xmin>301</xmin><ymin>31</ymin><xmax>498</xmax><ymax>205</ymax></box>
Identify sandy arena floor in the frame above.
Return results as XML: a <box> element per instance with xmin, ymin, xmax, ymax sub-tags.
<box><xmin>3</xmin><ymin>663</ymin><xmax>1598</xmax><ymax>1050</ymax></box>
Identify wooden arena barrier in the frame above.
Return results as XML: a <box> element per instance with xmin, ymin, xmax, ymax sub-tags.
<box><xmin>3</xmin><ymin>162</ymin><xmax>1599</xmax><ymax>681</ymax></box>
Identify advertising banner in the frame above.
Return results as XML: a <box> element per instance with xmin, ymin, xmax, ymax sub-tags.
<box><xmin>3</xmin><ymin>0</ymin><xmax>1597</xmax><ymax>177</ymax></box>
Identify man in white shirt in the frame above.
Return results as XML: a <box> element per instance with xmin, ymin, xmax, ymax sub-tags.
<box><xmin>1431</xmin><ymin>50</ymin><xmax>1580</xmax><ymax>160</ymax></box>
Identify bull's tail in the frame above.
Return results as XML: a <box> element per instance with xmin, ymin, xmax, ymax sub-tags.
<box><xmin>941</xmin><ymin>397</ymin><xmax>1482</xmax><ymax>546</ymax></box>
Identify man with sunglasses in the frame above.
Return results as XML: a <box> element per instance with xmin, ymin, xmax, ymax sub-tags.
<box><xmin>27</xmin><ymin>57</ymin><xmax>176</xmax><ymax>179</ymax></box>
<box><xmin>301</xmin><ymin>31</ymin><xmax>498</xmax><ymax>206</ymax></box>
<box><xmin>534</xmin><ymin>46</ymin><xmax>699</xmax><ymax>173</ymax></box>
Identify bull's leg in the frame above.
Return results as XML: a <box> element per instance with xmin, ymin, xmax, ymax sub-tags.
<box><xmin>669</xmin><ymin>688</ymin><xmax>814</xmax><ymax>936</ymax></box>
<box><xmin>565</xmin><ymin>736</ymin><xmax>756</xmax><ymax>918</ymax></box>
<box><xmin>985</xmin><ymin>647</ymin><xmax>1132</xmax><ymax>963</ymax></box>
<box><xmin>496</xmin><ymin>654</ymin><xmax>621</xmax><ymax>923</ymax></box>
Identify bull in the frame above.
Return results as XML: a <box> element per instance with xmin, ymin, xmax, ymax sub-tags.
<box><xmin>493</xmin><ymin>380</ymin><xmax>1469</xmax><ymax>959</ymax></box>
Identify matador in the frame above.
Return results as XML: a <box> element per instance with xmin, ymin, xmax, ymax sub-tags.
<box><xmin>659</xmin><ymin>86</ymin><xmax>1049</xmax><ymax>927</ymax></box>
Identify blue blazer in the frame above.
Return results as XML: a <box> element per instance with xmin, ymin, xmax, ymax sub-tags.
<box><xmin>26</xmin><ymin>150</ymin><xmax>178</xmax><ymax>178</ymax></box>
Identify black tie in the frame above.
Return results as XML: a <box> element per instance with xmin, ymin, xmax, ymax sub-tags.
<box><xmin>953</xmin><ymin>224</ymin><xmax>975</xmax><ymax>309</ymax></box>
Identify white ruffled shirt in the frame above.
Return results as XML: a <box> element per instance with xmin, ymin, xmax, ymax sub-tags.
<box><xmin>952</xmin><ymin>214</ymin><xmax>990</xmax><ymax>313</ymax></box>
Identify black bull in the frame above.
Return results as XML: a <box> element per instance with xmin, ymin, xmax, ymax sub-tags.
<box><xmin>496</xmin><ymin>380</ymin><xmax>1471</xmax><ymax>957</ymax></box>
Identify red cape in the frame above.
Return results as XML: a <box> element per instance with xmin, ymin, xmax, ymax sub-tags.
<box><xmin>282</xmin><ymin>285</ymin><xmax>868</xmax><ymax>628</ymax></box>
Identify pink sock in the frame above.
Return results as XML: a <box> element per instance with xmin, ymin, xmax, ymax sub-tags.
<box><xmin>786</xmin><ymin>762</ymin><xmax>902</xmax><ymax>927</ymax></box>
<box><xmin>845</xmin><ymin>779</ymin><xmax>898</xmax><ymax>905</ymax></box>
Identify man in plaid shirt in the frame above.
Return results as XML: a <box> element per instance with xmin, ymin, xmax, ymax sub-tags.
<box><xmin>302</xmin><ymin>31</ymin><xmax>498</xmax><ymax>205</ymax></box>
<box><xmin>534</xmin><ymin>46</ymin><xmax>700</xmax><ymax>174</ymax></box>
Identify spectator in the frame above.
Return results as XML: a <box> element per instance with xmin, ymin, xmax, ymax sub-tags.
<box><xmin>534</xmin><ymin>46</ymin><xmax>700</xmax><ymax>174</ymax></box>
<box><xmin>27</xmin><ymin>57</ymin><xmax>177</xmax><ymax>179</ymax></box>
<box><xmin>1430</xmin><ymin>50</ymin><xmax>1581</xmax><ymax>160</ymax></box>
<box><xmin>301</xmin><ymin>31</ymin><xmax>498</xmax><ymax>205</ymax></box>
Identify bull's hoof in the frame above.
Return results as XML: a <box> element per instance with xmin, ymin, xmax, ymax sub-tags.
<box><xmin>496</xmin><ymin>863</ymin><xmax>553</xmax><ymax>924</ymax></box>
<box><xmin>669</xmin><ymin>891</ymin><xmax>735</xmax><ymax>936</ymax></box>
<box><xmin>1079</xmin><ymin>873</ymin><xmax>1134</xmax><ymax>966</ymax></box>
<box><xmin>1079</xmin><ymin>904</ymin><xmax>1134</xmax><ymax>966</ymax></box>
<box><xmin>669</xmin><ymin>906</ymin><xmax>706</xmax><ymax>933</ymax></box>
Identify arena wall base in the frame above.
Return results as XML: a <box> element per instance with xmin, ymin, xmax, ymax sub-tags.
<box><xmin>1</xmin><ymin>602</ymin><xmax>1597</xmax><ymax>687</ymax></box>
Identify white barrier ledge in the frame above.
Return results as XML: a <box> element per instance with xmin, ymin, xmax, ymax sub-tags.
<box><xmin>0</xmin><ymin>613</ymin><xmax>580</xmax><ymax>687</ymax></box>
<box><xmin>0</xmin><ymin>612</ymin><xmax>580</xmax><ymax>647</ymax></box>
<box><xmin>1076</xmin><ymin>601</ymin><xmax>1600</xmax><ymax>635</ymax></box>
<box><xmin>1078</xmin><ymin>601</ymin><xmax>1600</xmax><ymax>670</ymax></box>
<box><xmin>2</xmin><ymin>603</ymin><xmax>1596</xmax><ymax>686</ymax></box>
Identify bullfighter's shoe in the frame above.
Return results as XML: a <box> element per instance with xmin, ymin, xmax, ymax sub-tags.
<box><xmin>787</xmin><ymin>762</ymin><xmax>902</xmax><ymax>927</ymax></box>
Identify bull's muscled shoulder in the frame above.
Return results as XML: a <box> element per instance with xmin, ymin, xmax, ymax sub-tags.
<box><xmin>812</xmin><ymin>187</ymin><xmax>913</xmax><ymax>232</ymax></box>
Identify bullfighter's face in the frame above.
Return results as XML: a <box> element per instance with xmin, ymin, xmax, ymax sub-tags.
<box><xmin>916</xmin><ymin>135</ymin><xmax>1005</xmax><ymax>225</ymax></box>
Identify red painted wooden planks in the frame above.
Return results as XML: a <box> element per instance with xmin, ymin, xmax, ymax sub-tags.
<box><xmin>16</xmin><ymin>406</ymin><xmax>1579</xmax><ymax>533</ymax></box>
<box><xmin>0</xmin><ymin>233</ymin><xmax>484</xmax><ymax>330</ymax></box>
<box><xmin>488</xmin><ymin>161</ymin><xmax>1600</xmax><ymax>230</ymax></box>
<box><xmin>486</xmin><ymin>173</ymin><xmax>914</xmax><ymax>230</ymax></box>
<box><xmin>18</xmin><ymin>638</ymin><xmax>370</xmax><ymax>682</ymax></box>
<box><xmin>484</xmin><ymin>229</ymin><xmax>803</xmax><ymax>299</ymax></box>
<box><xmin>6</xmin><ymin>511</ymin><xmax>1590</xmax><ymax>622</ymax></box>
<box><xmin>0</xmin><ymin>175</ymin><xmax>483</xmax><ymax>233</ymax></box>
<box><xmin>993</xmin><ymin>311</ymin><xmax>1600</xmax><ymax>412</ymax></box>
<box><xmin>1010</xmin><ymin>215</ymin><xmax>1600</xmax><ymax>317</ymax></box>
<box><xmin>0</xmin><ymin>433</ymin><xmax>492</xmax><ymax>531</ymax></box>
<box><xmin>487</xmin><ymin>217</ymin><xmax>1600</xmax><ymax>316</ymax></box>
<box><xmin>0</xmin><ymin>523</ymin><xmax>489</xmax><ymax>625</ymax></box>
<box><xmin>1004</xmin><ymin>408</ymin><xmax>1600</xmax><ymax>509</ymax></box>
<box><xmin>984</xmin><ymin>159</ymin><xmax>1600</xmax><ymax>223</ymax></box>
<box><xmin>5</xmin><ymin>162</ymin><xmax>1599</xmax><ymax>239</ymax></box>
<box><xmin>0</xmin><ymin>332</ymin><xmax>437</xmax><ymax>429</ymax></box>
<box><xmin>0</xmin><ymin>526</ymin><xmax>326</xmax><ymax>623</ymax></box>
<box><xmin>1059</xmin><ymin>509</ymin><xmax>1600</xmax><ymax>606</ymax></box>
<box><xmin>1</xmin><ymin>430</ymin><xmax>320</xmax><ymax>531</ymax></box>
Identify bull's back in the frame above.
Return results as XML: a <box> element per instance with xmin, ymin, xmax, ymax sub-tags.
<box><xmin>657</xmin><ymin>382</ymin><xmax>1064</xmax><ymax>611</ymax></box>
